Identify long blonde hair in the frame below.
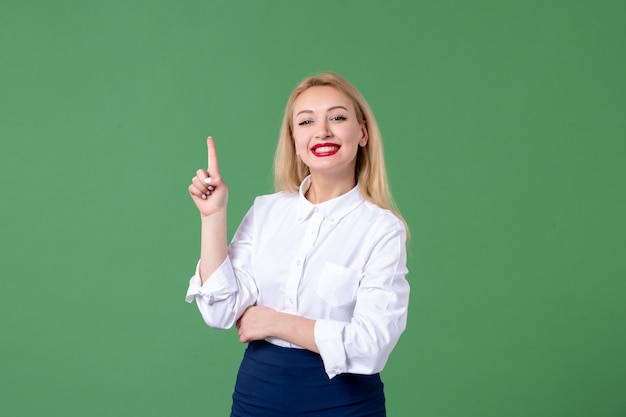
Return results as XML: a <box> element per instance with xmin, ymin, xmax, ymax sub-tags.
<box><xmin>274</xmin><ymin>72</ymin><xmax>408</xmax><ymax>234</ymax></box>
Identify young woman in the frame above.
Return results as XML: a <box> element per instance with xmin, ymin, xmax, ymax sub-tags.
<box><xmin>186</xmin><ymin>72</ymin><xmax>410</xmax><ymax>417</ymax></box>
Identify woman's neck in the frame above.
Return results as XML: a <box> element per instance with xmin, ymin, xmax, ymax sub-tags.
<box><xmin>305</xmin><ymin>174</ymin><xmax>356</xmax><ymax>204</ymax></box>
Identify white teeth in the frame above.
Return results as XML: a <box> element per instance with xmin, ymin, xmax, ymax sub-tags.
<box><xmin>314</xmin><ymin>146</ymin><xmax>338</xmax><ymax>153</ymax></box>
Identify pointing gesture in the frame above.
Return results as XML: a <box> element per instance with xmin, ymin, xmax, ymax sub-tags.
<box><xmin>189</xmin><ymin>136</ymin><xmax>229</xmax><ymax>217</ymax></box>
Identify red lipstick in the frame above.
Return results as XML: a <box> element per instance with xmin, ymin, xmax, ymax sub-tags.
<box><xmin>311</xmin><ymin>143</ymin><xmax>340</xmax><ymax>157</ymax></box>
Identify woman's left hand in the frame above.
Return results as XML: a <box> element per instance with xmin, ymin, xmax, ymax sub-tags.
<box><xmin>236</xmin><ymin>306</ymin><xmax>277</xmax><ymax>343</ymax></box>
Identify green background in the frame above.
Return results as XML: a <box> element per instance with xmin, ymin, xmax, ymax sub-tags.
<box><xmin>1</xmin><ymin>1</ymin><xmax>625</xmax><ymax>416</ymax></box>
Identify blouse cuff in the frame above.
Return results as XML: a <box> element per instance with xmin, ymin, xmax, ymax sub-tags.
<box><xmin>184</xmin><ymin>258</ymin><xmax>237</xmax><ymax>304</ymax></box>
<box><xmin>314</xmin><ymin>319</ymin><xmax>348</xmax><ymax>379</ymax></box>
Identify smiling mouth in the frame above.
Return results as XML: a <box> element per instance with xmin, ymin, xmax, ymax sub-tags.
<box><xmin>311</xmin><ymin>143</ymin><xmax>340</xmax><ymax>156</ymax></box>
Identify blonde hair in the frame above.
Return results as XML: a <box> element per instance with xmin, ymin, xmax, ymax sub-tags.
<box><xmin>274</xmin><ymin>72</ymin><xmax>408</xmax><ymax>235</ymax></box>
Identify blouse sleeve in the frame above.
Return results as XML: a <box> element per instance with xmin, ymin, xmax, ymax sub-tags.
<box><xmin>184</xmin><ymin>206</ymin><xmax>259</xmax><ymax>329</ymax></box>
<box><xmin>314</xmin><ymin>218</ymin><xmax>410</xmax><ymax>379</ymax></box>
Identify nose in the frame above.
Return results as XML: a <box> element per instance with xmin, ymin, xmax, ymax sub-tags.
<box><xmin>315</xmin><ymin>120</ymin><xmax>331</xmax><ymax>139</ymax></box>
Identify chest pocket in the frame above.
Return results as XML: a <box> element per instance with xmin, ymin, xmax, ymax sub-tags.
<box><xmin>316</xmin><ymin>263</ymin><xmax>361</xmax><ymax>306</ymax></box>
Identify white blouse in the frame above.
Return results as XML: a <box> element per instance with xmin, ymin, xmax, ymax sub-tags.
<box><xmin>185</xmin><ymin>176</ymin><xmax>410</xmax><ymax>378</ymax></box>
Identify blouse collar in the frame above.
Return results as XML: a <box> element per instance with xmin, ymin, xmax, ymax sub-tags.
<box><xmin>296</xmin><ymin>175</ymin><xmax>364</xmax><ymax>224</ymax></box>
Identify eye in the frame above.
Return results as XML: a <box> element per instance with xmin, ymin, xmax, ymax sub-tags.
<box><xmin>330</xmin><ymin>115</ymin><xmax>347</xmax><ymax>121</ymax></box>
<box><xmin>298</xmin><ymin>119</ymin><xmax>313</xmax><ymax>126</ymax></box>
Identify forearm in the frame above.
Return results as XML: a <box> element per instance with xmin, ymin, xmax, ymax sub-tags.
<box><xmin>199</xmin><ymin>209</ymin><xmax>228</xmax><ymax>284</ymax></box>
<box><xmin>238</xmin><ymin>306</ymin><xmax>319</xmax><ymax>353</ymax></box>
<box><xmin>271</xmin><ymin>312</ymin><xmax>319</xmax><ymax>353</ymax></box>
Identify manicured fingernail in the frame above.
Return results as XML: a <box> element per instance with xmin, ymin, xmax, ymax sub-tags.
<box><xmin>208</xmin><ymin>186</ymin><xmax>214</xmax><ymax>191</ymax></box>
<box><xmin>201</xmin><ymin>194</ymin><xmax>207</xmax><ymax>200</ymax></box>
<box><xmin>204</xmin><ymin>177</ymin><xmax>212</xmax><ymax>185</ymax></box>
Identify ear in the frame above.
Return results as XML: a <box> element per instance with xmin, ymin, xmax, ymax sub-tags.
<box><xmin>359</xmin><ymin>123</ymin><xmax>369</xmax><ymax>147</ymax></box>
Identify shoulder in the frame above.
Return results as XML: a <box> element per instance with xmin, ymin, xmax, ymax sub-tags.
<box><xmin>352</xmin><ymin>200</ymin><xmax>408</xmax><ymax>246</ymax></box>
<box><xmin>251</xmin><ymin>191</ymin><xmax>298</xmax><ymax>216</ymax></box>
<box><xmin>253</xmin><ymin>190</ymin><xmax>298</xmax><ymax>206</ymax></box>
<box><xmin>360</xmin><ymin>200</ymin><xmax>405</xmax><ymax>231</ymax></box>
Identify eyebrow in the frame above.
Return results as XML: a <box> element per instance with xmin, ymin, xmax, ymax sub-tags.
<box><xmin>295</xmin><ymin>105</ymin><xmax>349</xmax><ymax>117</ymax></box>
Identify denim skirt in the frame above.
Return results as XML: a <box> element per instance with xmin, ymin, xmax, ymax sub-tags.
<box><xmin>231</xmin><ymin>340</ymin><xmax>386</xmax><ymax>417</ymax></box>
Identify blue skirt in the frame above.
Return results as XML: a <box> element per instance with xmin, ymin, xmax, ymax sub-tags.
<box><xmin>231</xmin><ymin>340</ymin><xmax>386</xmax><ymax>417</ymax></box>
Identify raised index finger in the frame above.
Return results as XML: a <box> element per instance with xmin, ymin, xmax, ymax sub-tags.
<box><xmin>206</xmin><ymin>136</ymin><xmax>220</xmax><ymax>177</ymax></box>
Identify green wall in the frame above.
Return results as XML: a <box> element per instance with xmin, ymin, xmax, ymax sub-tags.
<box><xmin>1</xmin><ymin>1</ymin><xmax>625</xmax><ymax>416</ymax></box>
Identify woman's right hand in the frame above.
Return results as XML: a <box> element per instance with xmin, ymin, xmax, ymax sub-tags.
<box><xmin>188</xmin><ymin>136</ymin><xmax>229</xmax><ymax>217</ymax></box>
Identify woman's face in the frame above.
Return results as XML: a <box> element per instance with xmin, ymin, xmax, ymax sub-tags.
<box><xmin>291</xmin><ymin>86</ymin><xmax>368</xmax><ymax>180</ymax></box>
